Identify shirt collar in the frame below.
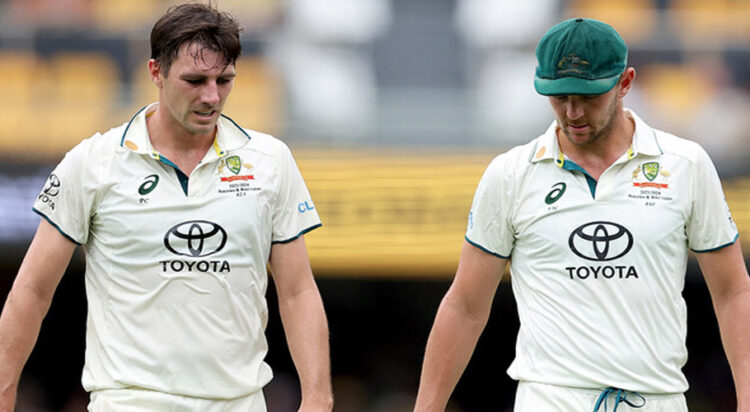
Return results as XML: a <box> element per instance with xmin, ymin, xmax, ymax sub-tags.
<box><xmin>627</xmin><ymin>109</ymin><xmax>663</xmax><ymax>157</ymax></box>
<box><xmin>529</xmin><ymin>108</ymin><xmax>662</xmax><ymax>165</ymax></box>
<box><xmin>119</xmin><ymin>103</ymin><xmax>252</xmax><ymax>161</ymax></box>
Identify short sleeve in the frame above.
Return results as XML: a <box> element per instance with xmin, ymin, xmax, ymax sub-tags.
<box><xmin>32</xmin><ymin>138</ymin><xmax>100</xmax><ymax>245</ymax></box>
<box><xmin>465</xmin><ymin>155</ymin><xmax>515</xmax><ymax>258</ymax></box>
<box><xmin>687</xmin><ymin>146</ymin><xmax>738</xmax><ymax>252</ymax></box>
<box><xmin>271</xmin><ymin>143</ymin><xmax>321</xmax><ymax>243</ymax></box>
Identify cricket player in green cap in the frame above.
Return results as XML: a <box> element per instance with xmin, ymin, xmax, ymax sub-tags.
<box><xmin>415</xmin><ymin>17</ymin><xmax>750</xmax><ymax>412</ymax></box>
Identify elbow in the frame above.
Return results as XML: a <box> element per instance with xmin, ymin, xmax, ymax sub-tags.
<box><xmin>441</xmin><ymin>289</ymin><xmax>492</xmax><ymax>329</ymax></box>
<box><xmin>7</xmin><ymin>282</ymin><xmax>55</xmax><ymax>316</ymax></box>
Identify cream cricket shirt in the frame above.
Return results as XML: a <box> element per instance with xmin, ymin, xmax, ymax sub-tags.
<box><xmin>33</xmin><ymin>103</ymin><xmax>321</xmax><ymax>399</ymax></box>
<box><xmin>466</xmin><ymin>110</ymin><xmax>737</xmax><ymax>394</ymax></box>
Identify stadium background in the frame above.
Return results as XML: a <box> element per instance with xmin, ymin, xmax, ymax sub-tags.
<box><xmin>0</xmin><ymin>0</ymin><xmax>749</xmax><ymax>410</ymax></box>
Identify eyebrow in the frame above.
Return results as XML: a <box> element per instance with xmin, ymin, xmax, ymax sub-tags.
<box><xmin>179</xmin><ymin>72</ymin><xmax>237</xmax><ymax>80</ymax></box>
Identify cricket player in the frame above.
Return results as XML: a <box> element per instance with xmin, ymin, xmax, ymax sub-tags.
<box><xmin>0</xmin><ymin>3</ymin><xmax>333</xmax><ymax>411</ymax></box>
<box><xmin>414</xmin><ymin>18</ymin><xmax>750</xmax><ymax>411</ymax></box>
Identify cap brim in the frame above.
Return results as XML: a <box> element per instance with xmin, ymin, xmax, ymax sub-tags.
<box><xmin>534</xmin><ymin>74</ymin><xmax>620</xmax><ymax>96</ymax></box>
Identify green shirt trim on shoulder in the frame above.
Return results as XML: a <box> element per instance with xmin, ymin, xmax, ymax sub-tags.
<box><xmin>465</xmin><ymin>236</ymin><xmax>510</xmax><ymax>259</ymax></box>
<box><xmin>32</xmin><ymin>208</ymin><xmax>82</xmax><ymax>245</ymax></box>
<box><xmin>272</xmin><ymin>223</ymin><xmax>322</xmax><ymax>244</ymax></box>
<box><xmin>691</xmin><ymin>233</ymin><xmax>739</xmax><ymax>253</ymax></box>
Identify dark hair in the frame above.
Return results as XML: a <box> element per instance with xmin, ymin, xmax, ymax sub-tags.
<box><xmin>150</xmin><ymin>2</ymin><xmax>242</xmax><ymax>76</ymax></box>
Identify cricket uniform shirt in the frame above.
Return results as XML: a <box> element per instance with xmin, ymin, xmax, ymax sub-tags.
<box><xmin>466</xmin><ymin>110</ymin><xmax>738</xmax><ymax>394</ymax></box>
<box><xmin>33</xmin><ymin>103</ymin><xmax>321</xmax><ymax>399</ymax></box>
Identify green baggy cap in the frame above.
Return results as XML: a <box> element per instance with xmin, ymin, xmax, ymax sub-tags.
<box><xmin>534</xmin><ymin>18</ymin><xmax>627</xmax><ymax>96</ymax></box>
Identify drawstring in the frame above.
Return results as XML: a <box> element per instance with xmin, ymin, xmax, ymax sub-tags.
<box><xmin>593</xmin><ymin>387</ymin><xmax>646</xmax><ymax>412</ymax></box>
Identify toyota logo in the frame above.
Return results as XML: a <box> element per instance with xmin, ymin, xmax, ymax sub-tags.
<box><xmin>568</xmin><ymin>221</ymin><xmax>633</xmax><ymax>261</ymax></box>
<box><xmin>164</xmin><ymin>220</ymin><xmax>227</xmax><ymax>257</ymax></box>
<box><xmin>43</xmin><ymin>174</ymin><xmax>61</xmax><ymax>197</ymax></box>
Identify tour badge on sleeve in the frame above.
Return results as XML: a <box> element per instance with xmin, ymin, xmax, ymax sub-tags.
<box><xmin>216</xmin><ymin>155</ymin><xmax>261</xmax><ymax>197</ymax></box>
<box><xmin>628</xmin><ymin>162</ymin><xmax>673</xmax><ymax>206</ymax></box>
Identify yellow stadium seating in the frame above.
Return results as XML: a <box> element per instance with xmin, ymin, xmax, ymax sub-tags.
<box><xmin>89</xmin><ymin>0</ymin><xmax>164</xmax><ymax>32</ymax></box>
<box><xmin>565</xmin><ymin>0</ymin><xmax>656</xmax><ymax>43</ymax></box>
<box><xmin>130</xmin><ymin>60</ymin><xmax>158</xmax><ymax>110</ymax></box>
<box><xmin>34</xmin><ymin>53</ymin><xmax>118</xmax><ymax>153</ymax></box>
<box><xmin>49</xmin><ymin>52</ymin><xmax>119</xmax><ymax>105</ymax></box>
<box><xmin>0</xmin><ymin>51</ymin><xmax>40</xmax><ymax>105</ymax></box>
<box><xmin>222</xmin><ymin>56</ymin><xmax>282</xmax><ymax>135</ymax></box>
<box><xmin>0</xmin><ymin>52</ymin><xmax>50</xmax><ymax>154</ymax></box>
<box><xmin>637</xmin><ymin>63</ymin><xmax>712</xmax><ymax>125</ymax></box>
<box><xmin>668</xmin><ymin>0</ymin><xmax>750</xmax><ymax>44</ymax></box>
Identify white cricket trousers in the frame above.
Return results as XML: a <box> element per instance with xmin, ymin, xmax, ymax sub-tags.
<box><xmin>514</xmin><ymin>381</ymin><xmax>688</xmax><ymax>412</ymax></box>
<box><xmin>88</xmin><ymin>388</ymin><xmax>266</xmax><ymax>412</ymax></box>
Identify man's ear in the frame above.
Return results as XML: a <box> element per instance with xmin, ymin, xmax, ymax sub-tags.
<box><xmin>618</xmin><ymin>67</ymin><xmax>636</xmax><ymax>98</ymax></box>
<box><xmin>148</xmin><ymin>59</ymin><xmax>163</xmax><ymax>88</ymax></box>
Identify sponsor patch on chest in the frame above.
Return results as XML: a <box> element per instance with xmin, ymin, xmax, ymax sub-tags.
<box><xmin>565</xmin><ymin>221</ymin><xmax>639</xmax><ymax>280</ymax></box>
<box><xmin>160</xmin><ymin>220</ymin><xmax>232</xmax><ymax>273</ymax></box>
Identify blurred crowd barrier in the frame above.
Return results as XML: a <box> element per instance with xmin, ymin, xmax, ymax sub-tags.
<box><xmin>299</xmin><ymin>151</ymin><xmax>487</xmax><ymax>276</ymax></box>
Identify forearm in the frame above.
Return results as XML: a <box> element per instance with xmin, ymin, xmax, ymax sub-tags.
<box><xmin>713</xmin><ymin>285</ymin><xmax>750</xmax><ymax>410</ymax></box>
<box><xmin>414</xmin><ymin>292</ymin><xmax>491</xmax><ymax>412</ymax></box>
<box><xmin>0</xmin><ymin>285</ymin><xmax>54</xmax><ymax>410</ymax></box>
<box><xmin>0</xmin><ymin>220</ymin><xmax>75</xmax><ymax>411</ymax></box>
<box><xmin>278</xmin><ymin>286</ymin><xmax>333</xmax><ymax>410</ymax></box>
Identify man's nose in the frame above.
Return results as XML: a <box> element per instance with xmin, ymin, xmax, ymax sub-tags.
<box><xmin>201</xmin><ymin>82</ymin><xmax>220</xmax><ymax>105</ymax></box>
<box><xmin>566</xmin><ymin>100</ymin><xmax>584</xmax><ymax>120</ymax></box>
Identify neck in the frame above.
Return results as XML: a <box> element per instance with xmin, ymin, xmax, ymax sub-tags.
<box><xmin>557</xmin><ymin>109</ymin><xmax>635</xmax><ymax>179</ymax></box>
<box><xmin>145</xmin><ymin>105</ymin><xmax>217</xmax><ymax>176</ymax></box>
<box><xmin>146</xmin><ymin>105</ymin><xmax>216</xmax><ymax>156</ymax></box>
